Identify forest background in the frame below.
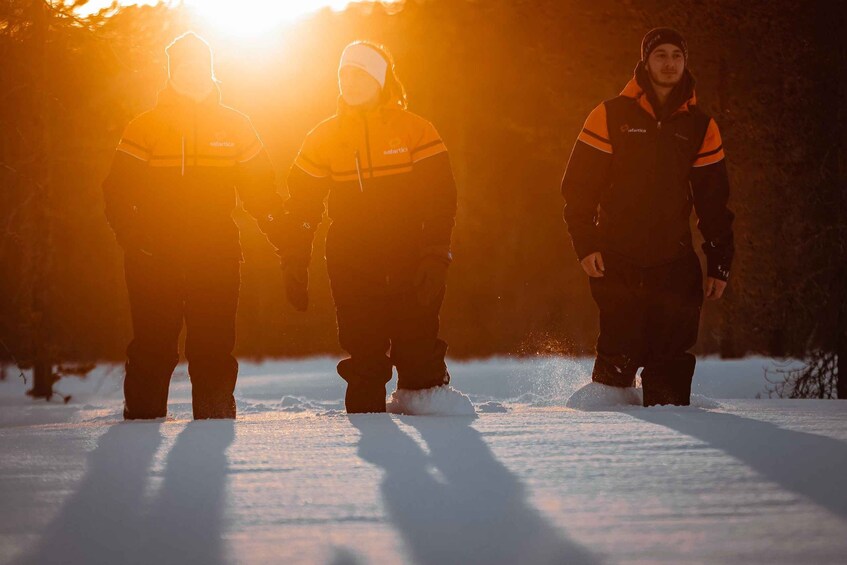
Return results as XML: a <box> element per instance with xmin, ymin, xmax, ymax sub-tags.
<box><xmin>1</xmin><ymin>0</ymin><xmax>844</xmax><ymax>377</ymax></box>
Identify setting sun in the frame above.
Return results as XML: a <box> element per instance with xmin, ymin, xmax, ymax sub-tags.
<box><xmin>190</xmin><ymin>0</ymin><xmax>366</xmax><ymax>36</ymax></box>
<box><xmin>77</xmin><ymin>0</ymin><xmax>404</xmax><ymax>36</ymax></box>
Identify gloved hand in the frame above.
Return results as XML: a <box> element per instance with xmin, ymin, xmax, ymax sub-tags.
<box><xmin>702</xmin><ymin>239</ymin><xmax>732</xmax><ymax>282</ymax></box>
<box><xmin>283</xmin><ymin>265</ymin><xmax>309</xmax><ymax>312</ymax></box>
<box><xmin>116</xmin><ymin>225</ymin><xmax>153</xmax><ymax>257</ymax></box>
<box><xmin>414</xmin><ymin>255</ymin><xmax>450</xmax><ymax>306</ymax></box>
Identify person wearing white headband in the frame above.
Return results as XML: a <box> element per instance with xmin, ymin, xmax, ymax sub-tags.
<box><xmin>340</xmin><ymin>42</ymin><xmax>389</xmax><ymax>86</ymax></box>
<box><xmin>277</xmin><ymin>41</ymin><xmax>472</xmax><ymax>415</ymax></box>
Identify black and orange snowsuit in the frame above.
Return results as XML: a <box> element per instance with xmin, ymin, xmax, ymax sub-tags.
<box><xmin>103</xmin><ymin>85</ymin><xmax>285</xmax><ymax>419</ymax></box>
<box><xmin>561</xmin><ymin>66</ymin><xmax>734</xmax><ymax>406</ymax></box>
<box><xmin>282</xmin><ymin>100</ymin><xmax>458</xmax><ymax>391</ymax></box>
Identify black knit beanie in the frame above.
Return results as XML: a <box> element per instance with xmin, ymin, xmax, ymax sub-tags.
<box><xmin>641</xmin><ymin>28</ymin><xmax>687</xmax><ymax>61</ymax></box>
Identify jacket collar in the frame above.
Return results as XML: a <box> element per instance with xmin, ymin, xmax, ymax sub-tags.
<box><xmin>338</xmin><ymin>98</ymin><xmax>380</xmax><ymax>117</ymax></box>
<box><xmin>621</xmin><ymin>64</ymin><xmax>697</xmax><ymax>121</ymax></box>
<box><xmin>336</xmin><ymin>94</ymin><xmax>407</xmax><ymax>121</ymax></box>
<box><xmin>157</xmin><ymin>82</ymin><xmax>221</xmax><ymax>110</ymax></box>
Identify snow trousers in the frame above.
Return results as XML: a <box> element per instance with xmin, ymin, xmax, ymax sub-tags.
<box><xmin>329</xmin><ymin>261</ymin><xmax>450</xmax><ymax>398</ymax></box>
<box><xmin>123</xmin><ymin>251</ymin><xmax>240</xmax><ymax>420</ymax></box>
<box><xmin>588</xmin><ymin>251</ymin><xmax>704</xmax><ymax>406</ymax></box>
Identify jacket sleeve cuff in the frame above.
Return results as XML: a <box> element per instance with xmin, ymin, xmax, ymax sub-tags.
<box><xmin>113</xmin><ymin>222</ymin><xmax>150</xmax><ymax>254</ymax></box>
<box><xmin>702</xmin><ymin>241</ymin><xmax>733</xmax><ymax>282</ymax></box>
<box><xmin>420</xmin><ymin>245</ymin><xmax>453</xmax><ymax>265</ymax></box>
<box><xmin>272</xmin><ymin>213</ymin><xmax>315</xmax><ymax>269</ymax></box>
<box><xmin>573</xmin><ymin>237</ymin><xmax>600</xmax><ymax>263</ymax></box>
<box><xmin>706</xmin><ymin>260</ymin><xmax>731</xmax><ymax>282</ymax></box>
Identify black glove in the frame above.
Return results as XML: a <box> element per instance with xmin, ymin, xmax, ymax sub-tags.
<box><xmin>116</xmin><ymin>224</ymin><xmax>152</xmax><ymax>257</ymax></box>
<box><xmin>283</xmin><ymin>265</ymin><xmax>309</xmax><ymax>312</ymax></box>
<box><xmin>702</xmin><ymin>239</ymin><xmax>733</xmax><ymax>282</ymax></box>
<box><xmin>414</xmin><ymin>255</ymin><xmax>450</xmax><ymax>306</ymax></box>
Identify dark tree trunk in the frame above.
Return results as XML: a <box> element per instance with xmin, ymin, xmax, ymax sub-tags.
<box><xmin>838</xmin><ymin>296</ymin><xmax>847</xmax><ymax>399</ymax></box>
<box><xmin>837</xmin><ymin>2</ymin><xmax>847</xmax><ymax>399</ymax></box>
<box><xmin>27</xmin><ymin>0</ymin><xmax>54</xmax><ymax>400</ymax></box>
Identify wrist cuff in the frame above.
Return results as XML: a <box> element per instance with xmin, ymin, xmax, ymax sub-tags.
<box><xmin>707</xmin><ymin>262</ymin><xmax>730</xmax><ymax>282</ymax></box>
<box><xmin>421</xmin><ymin>245</ymin><xmax>452</xmax><ymax>264</ymax></box>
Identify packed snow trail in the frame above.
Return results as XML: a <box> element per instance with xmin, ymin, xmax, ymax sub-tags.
<box><xmin>1</xmin><ymin>357</ymin><xmax>846</xmax><ymax>564</ymax></box>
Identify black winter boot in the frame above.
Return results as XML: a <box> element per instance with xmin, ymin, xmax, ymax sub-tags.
<box><xmin>591</xmin><ymin>353</ymin><xmax>638</xmax><ymax>388</ymax></box>
<box><xmin>344</xmin><ymin>383</ymin><xmax>387</xmax><ymax>414</ymax></box>
<box><xmin>642</xmin><ymin>380</ymin><xmax>691</xmax><ymax>407</ymax></box>
<box><xmin>337</xmin><ymin>358</ymin><xmax>388</xmax><ymax>413</ymax></box>
<box><xmin>123</xmin><ymin>401</ymin><xmax>167</xmax><ymax>421</ymax></box>
<box><xmin>641</xmin><ymin>355</ymin><xmax>695</xmax><ymax>407</ymax></box>
<box><xmin>193</xmin><ymin>394</ymin><xmax>236</xmax><ymax>419</ymax></box>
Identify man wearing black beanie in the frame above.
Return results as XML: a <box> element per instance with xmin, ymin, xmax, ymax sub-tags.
<box><xmin>561</xmin><ymin>28</ymin><xmax>734</xmax><ymax>406</ymax></box>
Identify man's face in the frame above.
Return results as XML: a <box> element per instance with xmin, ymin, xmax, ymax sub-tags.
<box><xmin>171</xmin><ymin>60</ymin><xmax>213</xmax><ymax>100</ymax></box>
<box><xmin>339</xmin><ymin>66</ymin><xmax>382</xmax><ymax>108</ymax></box>
<box><xmin>645</xmin><ymin>43</ymin><xmax>685</xmax><ymax>88</ymax></box>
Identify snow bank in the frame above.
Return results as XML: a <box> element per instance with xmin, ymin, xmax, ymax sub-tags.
<box><xmin>386</xmin><ymin>385</ymin><xmax>476</xmax><ymax>416</ymax></box>
<box><xmin>689</xmin><ymin>394</ymin><xmax>722</xmax><ymax>409</ymax></box>
<box><xmin>565</xmin><ymin>382</ymin><xmax>643</xmax><ymax>410</ymax></box>
<box><xmin>565</xmin><ymin>383</ymin><xmax>723</xmax><ymax>411</ymax></box>
<box><xmin>477</xmin><ymin>401</ymin><xmax>509</xmax><ymax>413</ymax></box>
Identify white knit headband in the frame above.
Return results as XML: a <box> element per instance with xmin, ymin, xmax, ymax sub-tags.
<box><xmin>339</xmin><ymin>44</ymin><xmax>388</xmax><ymax>88</ymax></box>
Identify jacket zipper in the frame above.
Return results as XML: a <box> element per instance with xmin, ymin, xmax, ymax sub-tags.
<box><xmin>193</xmin><ymin>104</ymin><xmax>198</xmax><ymax>168</ymax></box>
<box><xmin>658</xmin><ymin>118</ymin><xmax>664</xmax><ymax>187</ymax></box>
<box><xmin>181</xmin><ymin>135</ymin><xmax>186</xmax><ymax>176</ymax></box>
<box><xmin>363</xmin><ymin>116</ymin><xmax>372</xmax><ymax>179</ymax></box>
<box><xmin>354</xmin><ymin>150</ymin><xmax>364</xmax><ymax>192</ymax></box>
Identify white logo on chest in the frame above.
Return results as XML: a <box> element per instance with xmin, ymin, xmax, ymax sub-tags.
<box><xmin>210</xmin><ymin>131</ymin><xmax>235</xmax><ymax>148</ymax></box>
<box><xmin>383</xmin><ymin>146</ymin><xmax>409</xmax><ymax>155</ymax></box>
<box><xmin>619</xmin><ymin>124</ymin><xmax>647</xmax><ymax>134</ymax></box>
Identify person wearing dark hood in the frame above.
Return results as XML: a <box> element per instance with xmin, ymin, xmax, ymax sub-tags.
<box><xmin>561</xmin><ymin>28</ymin><xmax>735</xmax><ymax>406</ymax></box>
<box><xmin>103</xmin><ymin>32</ymin><xmax>287</xmax><ymax>420</ymax></box>
<box><xmin>278</xmin><ymin>41</ymin><xmax>470</xmax><ymax>414</ymax></box>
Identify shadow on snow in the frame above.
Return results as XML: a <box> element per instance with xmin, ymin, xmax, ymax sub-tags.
<box><xmin>350</xmin><ymin>414</ymin><xmax>600</xmax><ymax>565</ymax></box>
<box><xmin>629</xmin><ymin>408</ymin><xmax>847</xmax><ymax>520</ymax></box>
<box><xmin>17</xmin><ymin>420</ymin><xmax>234</xmax><ymax>565</ymax></box>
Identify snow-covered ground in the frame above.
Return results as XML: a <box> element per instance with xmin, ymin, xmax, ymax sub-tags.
<box><xmin>1</xmin><ymin>356</ymin><xmax>845</xmax><ymax>564</ymax></box>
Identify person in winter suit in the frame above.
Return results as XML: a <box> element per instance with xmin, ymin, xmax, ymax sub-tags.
<box><xmin>561</xmin><ymin>28</ymin><xmax>735</xmax><ymax>406</ymax></box>
<box><xmin>279</xmin><ymin>41</ymin><xmax>460</xmax><ymax>413</ymax></box>
<box><xmin>103</xmin><ymin>32</ymin><xmax>287</xmax><ymax>420</ymax></box>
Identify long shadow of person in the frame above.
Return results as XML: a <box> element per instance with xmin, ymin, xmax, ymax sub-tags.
<box><xmin>15</xmin><ymin>422</ymin><xmax>163</xmax><ymax>565</ymax></box>
<box><xmin>350</xmin><ymin>415</ymin><xmax>600</xmax><ymax>565</ymax></box>
<box><xmin>139</xmin><ymin>419</ymin><xmax>235</xmax><ymax>565</ymax></box>
<box><xmin>629</xmin><ymin>408</ymin><xmax>847</xmax><ymax>519</ymax></box>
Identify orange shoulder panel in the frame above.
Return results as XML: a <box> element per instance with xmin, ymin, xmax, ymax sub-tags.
<box><xmin>116</xmin><ymin>114</ymin><xmax>153</xmax><ymax>161</ymax></box>
<box><xmin>576</xmin><ymin>104</ymin><xmax>613</xmax><ymax>154</ymax></box>
<box><xmin>693</xmin><ymin>118</ymin><xmax>725</xmax><ymax>168</ymax></box>
<box><xmin>408</xmin><ymin>112</ymin><xmax>447</xmax><ymax>163</ymax></box>
<box><xmin>231</xmin><ymin>111</ymin><xmax>264</xmax><ymax>164</ymax></box>
<box><xmin>294</xmin><ymin>119</ymin><xmax>334</xmax><ymax>178</ymax></box>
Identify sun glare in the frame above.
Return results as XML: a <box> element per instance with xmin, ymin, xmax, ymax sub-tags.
<box><xmin>189</xmin><ymin>0</ymin><xmax>357</xmax><ymax>36</ymax></box>
<box><xmin>76</xmin><ymin>1</ymin><xmax>403</xmax><ymax>37</ymax></box>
